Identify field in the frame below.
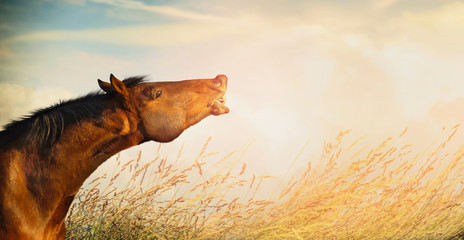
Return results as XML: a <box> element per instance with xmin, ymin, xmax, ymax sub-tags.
<box><xmin>66</xmin><ymin>127</ymin><xmax>464</xmax><ymax>239</ymax></box>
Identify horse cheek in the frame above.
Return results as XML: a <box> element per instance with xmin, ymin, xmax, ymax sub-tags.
<box><xmin>141</xmin><ymin>110</ymin><xmax>185</xmax><ymax>143</ymax></box>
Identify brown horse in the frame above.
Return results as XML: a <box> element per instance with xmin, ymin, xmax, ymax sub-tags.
<box><xmin>0</xmin><ymin>74</ymin><xmax>229</xmax><ymax>239</ymax></box>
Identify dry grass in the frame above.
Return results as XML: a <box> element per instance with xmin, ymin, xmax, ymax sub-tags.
<box><xmin>65</xmin><ymin>138</ymin><xmax>272</xmax><ymax>239</ymax></box>
<box><xmin>66</xmin><ymin>128</ymin><xmax>464</xmax><ymax>239</ymax></box>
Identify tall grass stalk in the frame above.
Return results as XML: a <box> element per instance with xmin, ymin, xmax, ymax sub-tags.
<box><xmin>66</xmin><ymin>138</ymin><xmax>272</xmax><ymax>239</ymax></box>
<box><xmin>240</xmin><ymin>128</ymin><xmax>464</xmax><ymax>239</ymax></box>
<box><xmin>67</xmin><ymin>128</ymin><xmax>464</xmax><ymax>239</ymax></box>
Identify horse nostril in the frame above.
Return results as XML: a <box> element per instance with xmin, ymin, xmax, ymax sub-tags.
<box><xmin>214</xmin><ymin>74</ymin><xmax>227</xmax><ymax>89</ymax></box>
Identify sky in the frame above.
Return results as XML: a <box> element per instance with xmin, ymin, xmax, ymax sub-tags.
<box><xmin>1</xmin><ymin>0</ymin><xmax>464</xmax><ymax>186</ymax></box>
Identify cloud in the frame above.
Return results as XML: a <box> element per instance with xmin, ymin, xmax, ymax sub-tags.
<box><xmin>3</xmin><ymin>20</ymin><xmax>249</xmax><ymax>46</ymax></box>
<box><xmin>361</xmin><ymin>1</ymin><xmax>464</xmax><ymax>119</ymax></box>
<box><xmin>428</xmin><ymin>97</ymin><xmax>464</xmax><ymax>127</ymax></box>
<box><xmin>0</xmin><ymin>84</ymin><xmax>34</xmax><ymax>127</ymax></box>
<box><xmin>89</xmin><ymin>0</ymin><xmax>221</xmax><ymax>21</ymax></box>
<box><xmin>377</xmin><ymin>1</ymin><xmax>464</xmax><ymax>56</ymax></box>
<box><xmin>0</xmin><ymin>47</ymin><xmax>12</xmax><ymax>56</ymax></box>
<box><xmin>320</xmin><ymin>47</ymin><xmax>405</xmax><ymax>138</ymax></box>
<box><xmin>63</xmin><ymin>0</ymin><xmax>87</xmax><ymax>5</ymax></box>
<box><xmin>372</xmin><ymin>0</ymin><xmax>399</xmax><ymax>9</ymax></box>
<box><xmin>0</xmin><ymin>84</ymin><xmax>74</xmax><ymax>128</ymax></box>
<box><xmin>0</xmin><ymin>23</ymin><xmax>12</xmax><ymax>30</ymax></box>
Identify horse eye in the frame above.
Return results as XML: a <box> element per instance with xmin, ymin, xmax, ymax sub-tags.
<box><xmin>155</xmin><ymin>89</ymin><xmax>162</xmax><ymax>99</ymax></box>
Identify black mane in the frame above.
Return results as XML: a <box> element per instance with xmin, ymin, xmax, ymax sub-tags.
<box><xmin>0</xmin><ymin>76</ymin><xmax>147</xmax><ymax>151</ymax></box>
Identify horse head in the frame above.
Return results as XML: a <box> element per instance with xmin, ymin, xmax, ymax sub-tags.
<box><xmin>98</xmin><ymin>74</ymin><xmax>229</xmax><ymax>142</ymax></box>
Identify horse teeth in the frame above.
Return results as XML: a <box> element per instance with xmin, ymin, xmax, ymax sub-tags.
<box><xmin>217</xmin><ymin>96</ymin><xmax>226</xmax><ymax>105</ymax></box>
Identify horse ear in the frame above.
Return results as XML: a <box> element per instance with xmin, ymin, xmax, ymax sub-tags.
<box><xmin>109</xmin><ymin>74</ymin><xmax>129</xmax><ymax>99</ymax></box>
<box><xmin>98</xmin><ymin>79</ymin><xmax>114</xmax><ymax>93</ymax></box>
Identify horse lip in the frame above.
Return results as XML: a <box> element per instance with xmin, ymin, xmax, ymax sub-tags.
<box><xmin>211</xmin><ymin>94</ymin><xmax>229</xmax><ymax>115</ymax></box>
<box><xmin>211</xmin><ymin>76</ymin><xmax>228</xmax><ymax>115</ymax></box>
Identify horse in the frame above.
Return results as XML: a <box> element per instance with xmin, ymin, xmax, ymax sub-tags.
<box><xmin>0</xmin><ymin>74</ymin><xmax>229</xmax><ymax>240</ymax></box>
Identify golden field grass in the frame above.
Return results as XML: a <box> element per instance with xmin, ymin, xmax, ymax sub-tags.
<box><xmin>66</xmin><ymin>128</ymin><xmax>464</xmax><ymax>239</ymax></box>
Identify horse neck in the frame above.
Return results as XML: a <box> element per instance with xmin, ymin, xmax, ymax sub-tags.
<box><xmin>0</xmin><ymin>101</ymin><xmax>145</xmax><ymax>239</ymax></box>
<box><xmin>51</xmin><ymin>104</ymin><xmax>145</xmax><ymax>192</ymax></box>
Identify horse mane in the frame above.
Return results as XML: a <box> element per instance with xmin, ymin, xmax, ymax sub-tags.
<box><xmin>0</xmin><ymin>76</ymin><xmax>147</xmax><ymax>151</ymax></box>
